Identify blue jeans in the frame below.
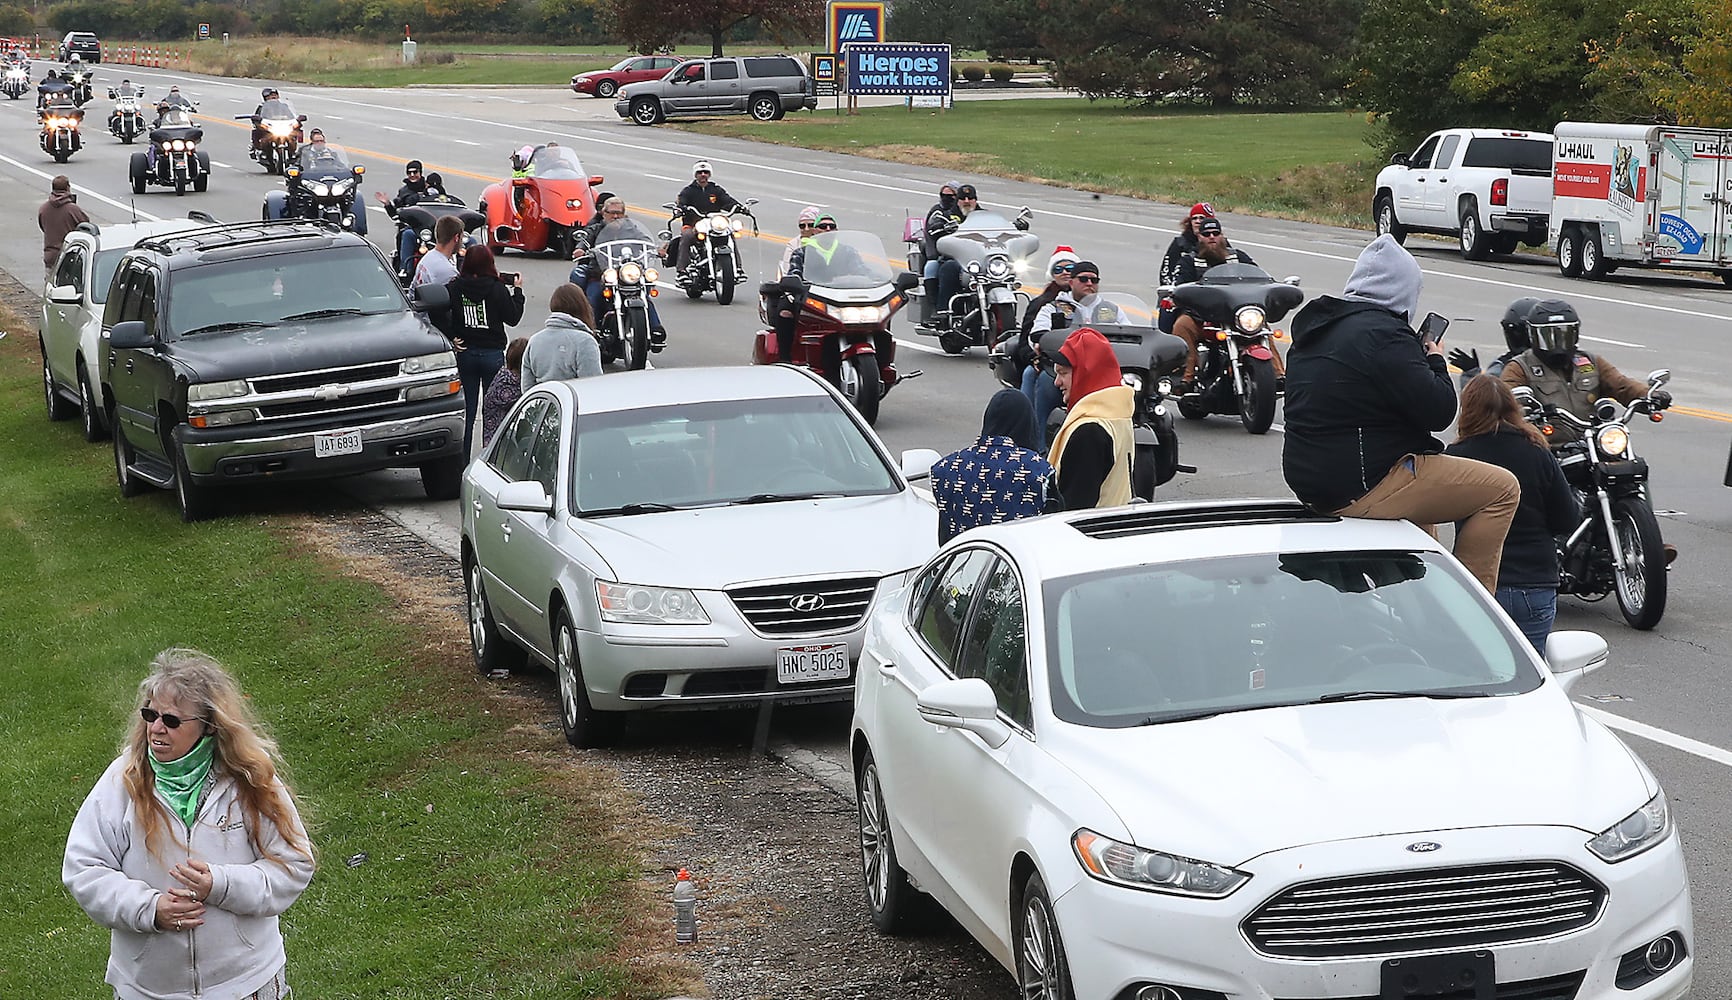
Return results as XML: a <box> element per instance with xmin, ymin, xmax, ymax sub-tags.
<box><xmin>398</xmin><ymin>226</ymin><xmax>417</xmax><ymax>273</ymax></box>
<box><xmin>1495</xmin><ymin>586</ymin><xmax>1557</xmax><ymax>654</ymax></box>
<box><xmin>574</xmin><ymin>273</ymin><xmax>664</xmax><ymax>332</ymax></box>
<box><xmin>457</xmin><ymin>347</ymin><xmax>505</xmax><ymax>458</ymax></box>
<box><xmin>1021</xmin><ymin>365</ymin><xmax>1063</xmax><ymax>446</ymax></box>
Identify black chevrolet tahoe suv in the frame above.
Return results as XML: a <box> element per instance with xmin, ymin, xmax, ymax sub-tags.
<box><xmin>101</xmin><ymin>221</ymin><xmax>465</xmax><ymax>521</ymax></box>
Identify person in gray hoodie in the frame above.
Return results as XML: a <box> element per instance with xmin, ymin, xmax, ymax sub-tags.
<box><xmin>63</xmin><ymin>649</ymin><xmax>314</xmax><ymax>1000</ymax></box>
<box><xmin>522</xmin><ymin>283</ymin><xmax>603</xmax><ymax>389</ymax></box>
<box><xmin>1281</xmin><ymin>234</ymin><xmax>1518</xmax><ymax>592</ymax></box>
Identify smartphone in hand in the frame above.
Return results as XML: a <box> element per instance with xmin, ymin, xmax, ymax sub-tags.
<box><xmin>1418</xmin><ymin>312</ymin><xmax>1449</xmax><ymax>346</ymax></box>
<box><xmin>498</xmin><ymin>270</ymin><xmax>521</xmax><ymax>287</ymax></box>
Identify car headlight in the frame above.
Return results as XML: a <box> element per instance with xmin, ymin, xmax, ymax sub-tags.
<box><xmin>308</xmin><ymin>181</ymin><xmax>330</xmax><ymax>197</ymax></box>
<box><xmin>986</xmin><ymin>256</ymin><xmax>1011</xmax><ymax>278</ymax></box>
<box><xmin>188</xmin><ymin>408</ymin><xmax>256</xmax><ymax>428</ymax></box>
<box><xmin>401</xmin><ymin>351</ymin><xmax>457</xmax><ymax>375</ymax></box>
<box><xmin>619</xmin><ymin>262</ymin><xmax>643</xmax><ymax>283</ymax></box>
<box><xmin>187</xmin><ymin>379</ymin><xmax>250</xmax><ymax>402</ymax></box>
<box><xmin>1122</xmin><ymin>372</ymin><xmax>1143</xmax><ymax>392</ymax></box>
<box><xmin>1595</xmin><ymin>425</ymin><xmax>1630</xmax><ymax>458</ymax></box>
<box><xmin>596</xmin><ymin>582</ymin><xmax>709</xmax><ymax>625</ymax></box>
<box><xmin>1072</xmin><ymin>829</ymin><xmax>1250</xmax><ymax>898</ymax></box>
<box><xmin>1588</xmin><ymin>789</ymin><xmax>1671</xmax><ymax>862</ymax></box>
<box><xmin>1236</xmin><ymin>305</ymin><xmax>1267</xmax><ymax>333</ymax></box>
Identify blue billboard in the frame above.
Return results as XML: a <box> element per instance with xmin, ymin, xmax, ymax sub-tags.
<box><xmin>843</xmin><ymin>43</ymin><xmax>952</xmax><ymax>97</ymax></box>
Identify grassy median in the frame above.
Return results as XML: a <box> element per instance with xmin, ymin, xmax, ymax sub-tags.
<box><xmin>676</xmin><ymin>100</ymin><xmax>1380</xmax><ymax>227</ymax></box>
<box><xmin>0</xmin><ymin>302</ymin><xmax>692</xmax><ymax>997</ymax></box>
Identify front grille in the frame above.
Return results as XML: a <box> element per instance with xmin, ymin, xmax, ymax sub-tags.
<box><xmin>683</xmin><ymin>669</ymin><xmax>770</xmax><ymax>697</ymax></box>
<box><xmin>256</xmin><ymin>388</ymin><xmax>400</xmax><ymax>420</ymax></box>
<box><xmin>727</xmin><ymin>576</ymin><xmax>878</xmax><ymax>635</ymax></box>
<box><xmin>1243</xmin><ymin>862</ymin><xmax>1605</xmax><ymax>959</ymax></box>
<box><xmin>1276</xmin><ymin>971</ymin><xmax>1584</xmax><ymax>1000</ymax></box>
<box><xmin>251</xmin><ymin>361</ymin><xmax>402</xmax><ymax>395</ymax></box>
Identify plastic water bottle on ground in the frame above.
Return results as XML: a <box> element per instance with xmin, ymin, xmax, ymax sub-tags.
<box><xmin>673</xmin><ymin>868</ymin><xmax>697</xmax><ymax>944</ymax></box>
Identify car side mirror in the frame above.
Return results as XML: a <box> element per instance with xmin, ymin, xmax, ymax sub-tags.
<box><xmin>48</xmin><ymin>283</ymin><xmax>81</xmax><ymax>304</ymax></box>
<box><xmin>1545</xmin><ymin>630</ymin><xmax>1607</xmax><ymax>695</ymax></box>
<box><xmin>916</xmin><ymin>678</ymin><xmax>1009</xmax><ymax>748</ymax></box>
<box><xmin>899</xmin><ymin>447</ymin><xmax>941</xmax><ymax>481</ymax></box>
<box><xmin>588</xmin><ymin>174</ymin><xmax>605</xmax><ymax>186</ymax></box>
<box><xmin>1390</xmin><ymin>152</ymin><xmax>1409</xmax><ymax>166</ymax></box>
<box><xmin>1282</xmin><ymin>275</ymin><xmax>1302</xmax><ymax>286</ymax></box>
<box><xmin>108</xmin><ymin>320</ymin><xmax>156</xmax><ymax>350</ymax></box>
<box><xmin>894</xmin><ymin>271</ymin><xmax>920</xmax><ymax>293</ymax></box>
<box><xmin>496</xmin><ymin>479</ymin><xmax>553</xmax><ymax>514</ymax></box>
<box><xmin>297</xmin><ymin>114</ymin><xmax>308</xmax><ymax>122</ymax></box>
<box><xmin>411</xmin><ymin>282</ymin><xmax>450</xmax><ymax>312</ymax></box>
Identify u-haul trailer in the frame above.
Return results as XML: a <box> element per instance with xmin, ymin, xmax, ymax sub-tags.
<box><xmin>1550</xmin><ymin>121</ymin><xmax>1732</xmax><ymax>286</ymax></box>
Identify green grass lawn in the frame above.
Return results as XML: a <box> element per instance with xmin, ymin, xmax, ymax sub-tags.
<box><xmin>0</xmin><ymin>317</ymin><xmax>689</xmax><ymax>997</ymax></box>
<box><xmin>675</xmin><ymin>100</ymin><xmax>1381</xmax><ymax>227</ymax></box>
<box><xmin>312</xmin><ymin>57</ymin><xmax>600</xmax><ymax>87</ymax></box>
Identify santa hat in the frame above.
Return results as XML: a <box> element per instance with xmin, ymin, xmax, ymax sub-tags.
<box><xmin>1048</xmin><ymin>245</ymin><xmax>1081</xmax><ymax>270</ymax></box>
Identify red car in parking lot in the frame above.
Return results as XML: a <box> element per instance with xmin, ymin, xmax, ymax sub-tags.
<box><xmin>571</xmin><ymin>55</ymin><xmax>680</xmax><ymax>99</ymax></box>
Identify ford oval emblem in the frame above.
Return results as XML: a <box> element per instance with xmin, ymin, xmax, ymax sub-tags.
<box><xmin>789</xmin><ymin>594</ymin><xmax>826</xmax><ymax>613</ymax></box>
<box><xmin>1405</xmin><ymin>841</ymin><xmax>1442</xmax><ymax>854</ymax></box>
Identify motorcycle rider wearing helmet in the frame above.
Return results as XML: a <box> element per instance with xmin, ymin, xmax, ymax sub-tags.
<box><xmin>37</xmin><ymin>68</ymin><xmax>72</xmax><ymax>110</ymax></box>
<box><xmin>250</xmin><ymin>87</ymin><xmax>296</xmax><ymax>153</ymax></box>
<box><xmin>1158</xmin><ymin>203</ymin><xmax>1215</xmax><ymax>312</ymax></box>
<box><xmin>1169</xmin><ymin>217</ymin><xmax>1283</xmax><ymax>389</ymax></box>
<box><xmin>773</xmin><ymin>213</ymin><xmax>872</xmax><ymax>374</ymax></box>
<box><xmin>1497</xmin><ymin>298</ymin><xmax>1668</xmax><ymax>446</ymax></box>
<box><xmin>568</xmin><ymin>196</ymin><xmax>668</xmax><ymax>346</ymax></box>
<box><xmin>376</xmin><ymin>159</ymin><xmax>431</xmax><ymax>275</ymax></box>
<box><xmin>929</xmin><ymin>183</ymin><xmax>1030</xmax><ymax>325</ymax></box>
<box><xmin>1448</xmin><ymin>296</ymin><xmax>1539</xmax><ymax>388</ymax></box>
<box><xmin>671</xmin><ymin>160</ymin><xmax>746</xmax><ymax>273</ymax></box>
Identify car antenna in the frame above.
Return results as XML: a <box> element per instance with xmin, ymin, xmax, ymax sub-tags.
<box><xmin>129</xmin><ymin>197</ymin><xmax>139</xmax><ymax>224</ymax></box>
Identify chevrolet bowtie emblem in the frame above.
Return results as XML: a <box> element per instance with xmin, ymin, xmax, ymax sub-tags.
<box><xmin>312</xmin><ymin>383</ymin><xmax>351</xmax><ymax>402</ymax></box>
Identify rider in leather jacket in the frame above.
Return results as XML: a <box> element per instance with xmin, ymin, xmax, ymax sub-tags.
<box><xmin>569</xmin><ymin>196</ymin><xmax>667</xmax><ymax>343</ymax></box>
<box><xmin>672</xmin><ymin>160</ymin><xmax>745</xmax><ymax>271</ymax></box>
<box><xmin>1168</xmin><ymin>217</ymin><xmax>1280</xmax><ymax>388</ymax></box>
<box><xmin>1498</xmin><ymin>298</ymin><xmax>1669</xmax><ymax>446</ymax></box>
<box><xmin>376</xmin><ymin>159</ymin><xmax>430</xmax><ymax>270</ymax></box>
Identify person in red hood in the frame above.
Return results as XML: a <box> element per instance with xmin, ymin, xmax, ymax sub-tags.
<box><xmin>39</xmin><ymin>174</ymin><xmax>89</xmax><ymax>277</ymax></box>
<box><xmin>1048</xmin><ymin>327</ymin><xmax>1134</xmax><ymax>509</ymax></box>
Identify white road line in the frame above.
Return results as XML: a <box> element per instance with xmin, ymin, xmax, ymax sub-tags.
<box><xmin>452</xmin><ymin>139</ymin><xmax>482</xmax><ymax>147</ymax></box>
<box><xmin>324</xmin><ymin>114</ymin><xmax>344</xmax><ymax>120</ymax></box>
<box><xmin>1582</xmin><ymin>335</ymin><xmax>1646</xmax><ymax>348</ymax></box>
<box><xmin>642</xmin><ymin>172</ymin><xmax>681</xmax><ymax>182</ymax></box>
<box><xmin>1580</xmin><ymin>705</ymin><xmax>1732</xmax><ymax>769</ymax></box>
<box><xmin>379</xmin><ymin>125</ymin><xmax>406</xmax><ymax>132</ymax></box>
<box><xmin>894</xmin><ymin>338</ymin><xmax>948</xmax><ymax>356</ymax></box>
<box><xmin>211</xmin><ymin>160</ymin><xmax>233</xmax><ymax>169</ymax></box>
<box><xmin>0</xmin><ymin>150</ymin><xmax>161</xmax><ymax>220</ymax></box>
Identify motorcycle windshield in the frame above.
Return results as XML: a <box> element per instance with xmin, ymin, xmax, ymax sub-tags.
<box><xmin>799</xmin><ymin>231</ymin><xmax>893</xmax><ymax>290</ymax></box>
<box><xmin>1089</xmin><ymin>292</ymin><xmax>1155</xmax><ymax>327</ymax></box>
<box><xmin>939</xmin><ymin>210</ymin><xmax>1040</xmax><ymax>267</ymax></box>
<box><xmin>157</xmin><ymin>107</ymin><xmax>193</xmax><ymax>128</ymax></box>
<box><xmin>528</xmin><ymin>145</ymin><xmax>584</xmax><ymax>180</ymax></box>
<box><xmin>594</xmin><ymin>219</ymin><xmax>657</xmax><ymax>267</ymax></box>
<box><xmin>115</xmin><ymin>84</ymin><xmax>140</xmax><ymax>97</ymax></box>
<box><xmin>298</xmin><ymin>143</ymin><xmax>352</xmax><ymax>175</ymax></box>
<box><xmin>260</xmin><ymin>99</ymin><xmax>295</xmax><ymax>119</ymax></box>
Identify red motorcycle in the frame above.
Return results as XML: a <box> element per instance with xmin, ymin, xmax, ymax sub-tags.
<box><xmin>479</xmin><ymin>144</ymin><xmax>604</xmax><ymax>258</ymax></box>
<box><xmin>753</xmin><ymin>230</ymin><xmax>920</xmax><ymax>425</ymax></box>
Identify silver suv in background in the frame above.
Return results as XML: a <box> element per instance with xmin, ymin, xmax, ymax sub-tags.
<box><xmin>615</xmin><ymin>54</ymin><xmax>814</xmax><ymax>125</ymax></box>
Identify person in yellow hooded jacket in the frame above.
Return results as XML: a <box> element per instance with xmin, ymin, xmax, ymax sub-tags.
<box><xmin>1048</xmin><ymin>326</ymin><xmax>1134</xmax><ymax>509</ymax></box>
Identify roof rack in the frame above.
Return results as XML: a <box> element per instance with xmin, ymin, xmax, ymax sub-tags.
<box><xmin>132</xmin><ymin>219</ymin><xmax>339</xmax><ymax>255</ymax></box>
<box><xmin>1069</xmin><ymin>499</ymin><xmax>1337</xmax><ymax>541</ymax></box>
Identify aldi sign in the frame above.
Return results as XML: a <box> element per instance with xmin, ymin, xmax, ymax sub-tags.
<box><xmin>843</xmin><ymin>43</ymin><xmax>951</xmax><ymax>97</ymax></box>
<box><xmin>827</xmin><ymin>2</ymin><xmax>884</xmax><ymax>54</ymax></box>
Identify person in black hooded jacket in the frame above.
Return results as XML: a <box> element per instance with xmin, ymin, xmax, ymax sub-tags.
<box><xmin>1281</xmin><ymin>234</ymin><xmax>1518</xmax><ymax>593</ymax></box>
<box><xmin>441</xmin><ymin>244</ymin><xmax>525</xmax><ymax>457</ymax></box>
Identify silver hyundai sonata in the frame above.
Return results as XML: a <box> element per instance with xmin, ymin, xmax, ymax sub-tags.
<box><xmin>461</xmin><ymin>365</ymin><xmax>940</xmax><ymax>747</ymax></box>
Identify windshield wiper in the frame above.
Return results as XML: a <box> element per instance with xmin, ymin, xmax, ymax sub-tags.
<box><xmin>279</xmin><ymin>308</ymin><xmax>365</xmax><ymax>322</ymax></box>
<box><xmin>581</xmin><ymin>502</ymin><xmax>683</xmax><ymax>517</ymax></box>
<box><xmin>180</xmin><ymin>321</ymin><xmax>272</xmax><ymax>336</ymax></box>
<box><xmin>1313</xmin><ymin>689</ymin><xmax>1484</xmax><ymax>703</ymax></box>
<box><xmin>737</xmin><ymin>492</ymin><xmax>844</xmax><ymax>505</ymax></box>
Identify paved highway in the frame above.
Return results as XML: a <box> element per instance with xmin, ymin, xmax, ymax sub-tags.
<box><xmin>6</xmin><ymin>67</ymin><xmax>1730</xmax><ymax>996</ymax></box>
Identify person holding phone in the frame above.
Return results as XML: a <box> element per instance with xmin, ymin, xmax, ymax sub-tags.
<box><xmin>441</xmin><ymin>244</ymin><xmax>525</xmax><ymax>457</ymax></box>
<box><xmin>1282</xmin><ymin>234</ymin><xmax>1519</xmax><ymax>592</ymax></box>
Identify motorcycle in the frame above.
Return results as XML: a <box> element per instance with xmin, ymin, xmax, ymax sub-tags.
<box><xmin>65</xmin><ymin>67</ymin><xmax>93</xmax><ymax>106</ymax></box>
<box><xmin>39</xmin><ymin>102</ymin><xmax>82</xmax><ymax>162</ymax></box>
<box><xmin>2</xmin><ymin>64</ymin><xmax>29</xmax><ymax>100</ymax></box>
<box><xmin>753</xmin><ymin>229</ymin><xmax>922</xmax><ymax>425</ymax></box>
<box><xmin>1513</xmin><ymin>371</ymin><xmax>1673</xmax><ymax>630</ymax></box>
<box><xmin>906</xmin><ymin>207</ymin><xmax>1038</xmax><ymax>355</ymax></box>
<box><xmin>663</xmin><ymin>200</ymin><xmax>758</xmax><ymax>305</ymax></box>
<box><xmin>1024</xmin><ymin>292</ymin><xmax>1192</xmax><ymax>500</ymax></box>
<box><xmin>107</xmin><ymin>85</ymin><xmax>145</xmax><ymax>142</ymax></box>
<box><xmin>1164</xmin><ymin>262</ymin><xmax>1303</xmax><ymax>435</ymax></box>
<box><xmin>263</xmin><ymin>143</ymin><xmax>367</xmax><ymax>233</ymax></box>
<box><xmin>392</xmin><ymin>199</ymin><xmax>486</xmax><ymax>285</ymax></box>
<box><xmin>480</xmin><ymin>144</ymin><xmax>606</xmax><ymax>258</ymax></box>
<box><xmin>581</xmin><ymin>216</ymin><xmax>666</xmax><ymax>370</ymax></box>
<box><xmin>240</xmin><ymin>99</ymin><xmax>305</xmax><ymax>175</ymax></box>
<box><xmin>129</xmin><ymin>105</ymin><xmax>209</xmax><ymax>196</ymax></box>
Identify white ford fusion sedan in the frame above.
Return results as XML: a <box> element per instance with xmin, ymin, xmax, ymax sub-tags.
<box><xmin>463</xmin><ymin>365</ymin><xmax>939</xmax><ymax>748</ymax></box>
<box><xmin>851</xmin><ymin>500</ymin><xmax>1692</xmax><ymax>1000</ymax></box>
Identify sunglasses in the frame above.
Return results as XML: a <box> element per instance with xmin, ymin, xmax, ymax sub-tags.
<box><xmin>1073</xmin><ymin>274</ymin><xmax>1099</xmax><ymax>284</ymax></box>
<box><xmin>1051</xmin><ymin>265</ymin><xmax>1076</xmax><ymax>276</ymax></box>
<box><xmin>141</xmin><ymin>707</ymin><xmax>206</xmax><ymax>730</ymax></box>
<box><xmin>407</xmin><ymin>169</ymin><xmax>422</xmax><ymax>175</ymax></box>
<box><xmin>798</xmin><ymin>222</ymin><xmax>817</xmax><ymax>230</ymax></box>
<box><xmin>958</xmin><ymin>195</ymin><xmax>978</xmax><ymax>201</ymax></box>
<box><xmin>817</xmin><ymin>223</ymin><xmax>838</xmax><ymax>231</ymax></box>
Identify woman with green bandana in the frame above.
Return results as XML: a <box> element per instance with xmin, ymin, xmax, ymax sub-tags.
<box><xmin>63</xmin><ymin>649</ymin><xmax>315</xmax><ymax>1000</ymax></box>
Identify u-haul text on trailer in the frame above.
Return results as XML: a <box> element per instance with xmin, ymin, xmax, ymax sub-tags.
<box><xmin>1549</xmin><ymin>121</ymin><xmax>1732</xmax><ymax>286</ymax></box>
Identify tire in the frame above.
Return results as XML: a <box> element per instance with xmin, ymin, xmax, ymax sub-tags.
<box><xmin>78</xmin><ymin>367</ymin><xmax>107</xmax><ymax>442</ymax></box>
<box><xmin>1558</xmin><ymin>227</ymin><xmax>1583</xmax><ymax>278</ymax></box>
<box><xmin>53</xmin><ymin>150</ymin><xmax>69</xmax><ymax>163</ymax></box>
<box><xmin>1178</xmin><ymin>397</ymin><xmax>1208</xmax><ymax>420</ymax></box>
<box><xmin>465</xmin><ymin>553</ymin><xmax>524</xmax><ymax>675</ymax></box>
<box><xmin>990</xmin><ymin>302</ymin><xmax>1016</xmax><ymax>345</ymax></box>
<box><xmin>629</xmin><ymin>97</ymin><xmax>662</xmax><ymax>126</ymax></box>
<box><xmin>1239</xmin><ymin>358</ymin><xmax>1277</xmax><ymax>435</ymax></box>
<box><xmin>1611</xmin><ymin>497</ymin><xmax>1667</xmax><ymax>630</ymax></box>
<box><xmin>624</xmin><ymin>310</ymin><xmax>650</xmax><ymax>371</ymax></box>
<box><xmin>841</xmin><ymin>354</ymin><xmax>882</xmax><ymax>425</ymax></box>
<box><xmin>173</xmin><ymin>446</ymin><xmax>215</xmax><ymax>522</ymax></box>
<box><xmin>112</xmin><ymin>414</ymin><xmax>147</xmax><ymax>497</ymax></box>
<box><xmin>1719</xmin><ymin>271</ymin><xmax>1732</xmax><ymax>289</ymax></box>
<box><xmin>42</xmin><ymin>349</ymin><xmax>75</xmax><ymax>421</ymax></box>
<box><xmin>193</xmin><ymin>154</ymin><xmax>209</xmax><ymax>192</ymax></box>
<box><xmin>555</xmin><ymin>610</ymin><xmax>617</xmax><ymax>748</ymax></box>
<box><xmin>174</xmin><ymin>175</ymin><xmax>186</xmax><ymax>196</ymax></box>
<box><xmin>1580</xmin><ymin>227</ymin><xmax>1609</xmax><ymax>279</ymax></box>
<box><xmin>716</xmin><ymin>273</ymin><xmax>736</xmax><ymax>306</ymax></box>
<box><xmin>419</xmin><ymin>455</ymin><xmax>464</xmax><ymax>500</ymax></box>
<box><xmin>749</xmin><ymin>93</ymin><xmax>780</xmax><ymax>122</ymax></box>
<box><xmin>1133</xmin><ymin>442</ymin><xmax>1157</xmax><ymax>501</ymax></box>
<box><xmin>595</xmin><ymin>78</ymin><xmax>618</xmax><ymax>99</ymax></box>
<box><xmin>1458</xmin><ymin>202</ymin><xmax>1490</xmax><ymax>260</ymax></box>
<box><xmin>857</xmin><ymin>751</ymin><xmax>920</xmax><ymax>934</ymax></box>
<box><xmin>1015</xmin><ymin>872</ymin><xmax>1076</xmax><ymax>1000</ymax></box>
<box><xmin>1490</xmin><ymin>234</ymin><xmax>1520</xmax><ymax>255</ymax></box>
<box><xmin>1373</xmin><ymin>193</ymin><xmax>1406</xmax><ymax>245</ymax></box>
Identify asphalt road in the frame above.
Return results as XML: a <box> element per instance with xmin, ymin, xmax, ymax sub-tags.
<box><xmin>7</xmin><ymin>68</ymin><xmax>1731</xmax><ymax>996</ymax></box>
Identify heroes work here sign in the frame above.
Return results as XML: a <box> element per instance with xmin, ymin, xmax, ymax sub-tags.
<box><xmin>843</xmin><ymin>43</ymin><xmax>951</xmax><ymax>97</ymax></box>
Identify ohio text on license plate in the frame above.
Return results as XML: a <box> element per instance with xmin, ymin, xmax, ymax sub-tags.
<box><xmin>776</xmin><ymin>644</ymin><xmax>849</xmax><ymax>685</ymax></box>
<box><xmin>313</xmin><ymin>429</ymin><xmax>363</xmax><ymax>459</ymax></box>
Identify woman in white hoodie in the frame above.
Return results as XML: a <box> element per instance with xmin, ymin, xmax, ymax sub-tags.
<box><xmin>64</xmin><ymin>649</ymin><xmax>315</xmax><ymax>1000</ymax></box>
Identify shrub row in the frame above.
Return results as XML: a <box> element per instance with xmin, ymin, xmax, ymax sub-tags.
<box><xmin>953</xmin><ymin>62</ymin><xmax>1020</xmax><ymax>84</ymax></box>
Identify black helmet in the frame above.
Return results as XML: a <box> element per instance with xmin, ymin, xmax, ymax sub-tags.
<box><xmin>262</xmin><ymin>86</ymin><xmax>278</xmax><ymax>100</ymax></box>
<box><xmin>1524</xmin><ymin>299</ymin><xmax>1581</xmax><ymax>358</ymax></box>
<box><xmin>1499</xmin><ymin>296</ymin><xmax>1539</xmax><ymax>355</ymax></box>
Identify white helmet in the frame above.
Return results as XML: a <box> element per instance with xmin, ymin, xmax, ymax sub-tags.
<box><xmin>692</xmin><ymin>160</ymin><xmax>713</xmax><ymax>175</ymax></box>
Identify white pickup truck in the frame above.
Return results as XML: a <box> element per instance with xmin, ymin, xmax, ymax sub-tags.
<box><xmin>1373</xmin><ymin>128</ymin><xmax>1555</xmax><ymax>260</ymax></box>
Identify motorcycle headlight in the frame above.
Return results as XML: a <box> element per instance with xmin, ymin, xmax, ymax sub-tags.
<box><xmin>595</xmin><ymin>582</ymin><xmax>709</xmax><ymax>625</ymax></box>
<box><xmin>731</xmin><ymin>218</ymin><xmax>745</xmax><ymax>233</ymax></box>
<box><xmin>644</xmin><ymin>268</ymin><xmax>659</xmax><ymax>283</ymax></box>
<box><xmin>1595</xmin><ymin>425</ymin><xmax>1630</xmax><ymax>458</ymax></box>
<box><xmin>1072</xmin><ymin>829</ymin><xmax>1250</xmax><ymax>898</ymax></box>
<box><xmin>603</xmin><ymin>267</ymin><xmax>619</xmax><ymax>285</ymax></box>
<box><xmin>1122</xmin><ymin>372</ymin><xmax>1143</xmax><ymax>392</ymax></box>
<box><xmin>966</xmin><ymin>261</ymin><xmax>983</xmax><ymax>274</ymax></box>
<box><xmin>986</xmin><ymin>257</ymin><xmax>1011</xmax><ymax>279</ymax></box>
<box><xmin>171</xmin><ymin>139</ymin><xmax>185</xmax><ymax>150</ymax></box>
<box><xmin>268</xmin><ymin>122</ymin><xmax>293</xmax><ymax>137</ymax></box>
<box><xmin>400</xmin><ymin>351</ymin><xmax>457</xmax><ymax>375</ymax></box>
<box><xmin>308</xmin><ymin>181</ymin><xmax>330</xmax><ymax>197</ymax></box>
<box><xmin>187</xmin><ymin>379</ymin><xmax>250</xmax><ymax>403</ymax></box>
<box><xmin>1235</xmin><ymin>305</ymin><xmax>1267</xmax><ymax>333</ymax></box>
<box><xmin>419</xmin><ymin>228</ymin><xmax>433</xmax><ymax>241</ymax></box>
<box><xmin>619</xmin><ymin>262</ymin><xmax>643</xmax><ymax>283</ymax></box>
<box><xmin>333</xmin><ymin>178</ymin><xmax>355</xmax><ymax>194</ymax></box>
<box><xmin>1588</xmin><ymin>789</ymin><xmax>1671</xmax><ymax>862</ymax></box>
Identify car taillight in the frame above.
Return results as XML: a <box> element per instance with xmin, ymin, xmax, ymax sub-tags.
<box><xmin>1491</xmin><ymin>178</ymin><xmax>1508</xmax><ymax>207</ymax></box>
